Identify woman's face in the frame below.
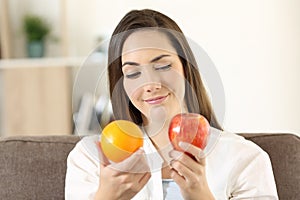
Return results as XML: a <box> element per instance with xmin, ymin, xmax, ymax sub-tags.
<box><xmin>121</xmin><ymin>30</ymin><xmax>187</xmax><ymax>125</ymax></box>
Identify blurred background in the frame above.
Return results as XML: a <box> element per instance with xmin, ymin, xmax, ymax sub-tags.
<box><xmin>0</xmin><ymin>0</ymin><xmax>299</xmax><ymax>137</ymax></box>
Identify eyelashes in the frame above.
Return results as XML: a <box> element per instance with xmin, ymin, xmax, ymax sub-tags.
<box><xmin>124</xmin><ymin>64</ymin><xmax>172</xmax><ymax>79</ymax></box>
<box><xmin>154</xmin><ymin>64</ymin><xmax>171</xmax><ymax>71</ymax></box>
<box><xmin>125</xmin><ymin>71</ymin><xmax>141</xmax><ymax>79</ymax></box>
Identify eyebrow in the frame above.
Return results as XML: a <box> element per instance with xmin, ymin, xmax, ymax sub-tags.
<box><xmin>122</xmin><ymin>54</ymin><xmax>171</xmax><ymax>67</ymax></box>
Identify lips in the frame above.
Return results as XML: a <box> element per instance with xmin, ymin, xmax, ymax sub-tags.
<box><xmin>144</xmin><ymin>94</ymin><xmax>169</xmax><ymax>105</ymax></box>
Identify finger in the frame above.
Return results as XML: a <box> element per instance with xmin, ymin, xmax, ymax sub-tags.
<box><xmin>96</xmin><ymin>141</ymin><xmax>110</xmax><ymax>166</ymax></box>
<box><xmin>171</xmin><ymin>159</ymin><xmax>199</xmax><ymax>185</ymax></box>
<box><xmin>113</xmin><ymin>149</ymin><xmax>143</xmax><ymax>170</ymax></box>
<box><xmin>170</xmin><ymin>168</ymin><xmax>186</xmax><ymax>189</ymax></box>
<box><xmin>126</xmin><ymin>149</ymin><xmax>150</xmax><ymax>173</ymax></box>
<box><xmin>111</xmin><ymin>149</ymin><xmax>149</xmax><ymax>173</ymax></box>
<box><xmin>138</xmin><ymin>172</ymin><xmax>151</xmax><ymax>185</ymax></box>
<box><xmin>169</xmin><ymin>150</ymin><xmax>201</xmax><ymax>174</ymax></box>
<box><xmin>179</xmin><ymin>142</ymin><xmax>206</xmax><ymax>164</ymax></box>
<box><xmin>123</xmin><ymin>172</ymin><xmax>151</xmax><ymax>194</ymax></box>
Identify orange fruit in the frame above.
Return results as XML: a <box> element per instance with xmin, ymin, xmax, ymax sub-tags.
<box><xmin>100</xmin><ymin>120</ymin><xmax>144</xmax><ymax>163</ymax></box>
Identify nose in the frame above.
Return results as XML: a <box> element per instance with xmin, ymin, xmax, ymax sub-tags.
<box><xmin>144</xmin><ymin>81</ymin><xmax>162</xmax><ymax>93</ymax></box>
<box><xmin>142</xmin><ymin>68</ymin><xmax>162</xmax><ymax>93</ymax></box>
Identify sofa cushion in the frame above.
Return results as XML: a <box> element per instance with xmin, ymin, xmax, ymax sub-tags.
<box><xmin>0</xmin><ymin>135</ymin><xmax>80</xmax><ymax>200</ymax></box>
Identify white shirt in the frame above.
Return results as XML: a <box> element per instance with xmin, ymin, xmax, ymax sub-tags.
<box><xmin>65</xmin><ymin>131</ymin><xmax>278</xmax><ymax>199</ymax></box>
<box><xmin>162</xmin><ymin>179</ymin><xmax>183</xmax><ymax>199</ymax></box>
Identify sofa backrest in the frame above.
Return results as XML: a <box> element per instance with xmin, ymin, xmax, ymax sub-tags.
<box><xmin>0</xmin><ymin>133</ymin><xmax>299</xmax><ymax>200</ymax></box>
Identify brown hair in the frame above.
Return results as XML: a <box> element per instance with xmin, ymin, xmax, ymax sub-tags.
<box><xmin>108</xmin><ymin>9</ymin><xmax>222</xmax><ymax>130</ymax></box>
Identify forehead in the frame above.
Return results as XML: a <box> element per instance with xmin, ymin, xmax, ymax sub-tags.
<box><xmin>122</xmin><ymin>30</ymin><xmax>177</xmax><ymax>57</ymax></box>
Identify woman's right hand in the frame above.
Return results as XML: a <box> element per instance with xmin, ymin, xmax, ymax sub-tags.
<box><xmin>94</xmin><ymin>145</ymin><xmax>151</xmax><ymax>200</ymax></box>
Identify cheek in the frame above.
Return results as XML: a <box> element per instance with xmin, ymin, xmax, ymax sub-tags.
<box><xmin>123</xmin><ymin>79</ymin><xmax>143</xmax><ymax>103</ymax></box>
<box><xmin>162</xmin><ymin>70</ymin><xmax>186</xmax><ymax>100</ymax></box>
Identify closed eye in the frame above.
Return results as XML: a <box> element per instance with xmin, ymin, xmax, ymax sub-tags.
<box><xmin>155</xmin><ymin>64</ymin><xmax>172</xmax><ymax>71</ymax></box>
<box><xmin>125</xmin><ymin>71</ymin><xmax>141</xmax><ymax>79</ymax></box>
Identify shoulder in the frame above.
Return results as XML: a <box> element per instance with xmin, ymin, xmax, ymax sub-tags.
<box><xmin>218</xmin><ymin>131</ymin><xmax>266</xmax><ymax>155</ymax></box>
<box><xmin>67</xmin><ymin>135</ymin><xmax>100</xmax><ymax>167</ymax></box>
<box><xmin>209</xmin><ymin>131</ymin><xmax>271</xmax><ymax>166</ymax></box>
<box><xmin>217</xmin><ymin>132</ymin><xmax>278</xmax><ymax>198</ymax></box>
<box><xmin>206</xmin><ymin>131</ymin><xmax>278</xmax><ymax>198</ymax></box>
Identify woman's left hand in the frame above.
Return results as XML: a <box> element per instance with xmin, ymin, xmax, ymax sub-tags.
<box><xmin>169</xmin><ymin>142</ymin><xmax>215</xmax><ymax>200</ymax></box>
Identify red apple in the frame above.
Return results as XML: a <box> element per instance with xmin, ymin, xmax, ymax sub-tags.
<box><xmin>168</xmin><ymin>113</ymin><xmax>210</xmax><ymax>153</ymax></box>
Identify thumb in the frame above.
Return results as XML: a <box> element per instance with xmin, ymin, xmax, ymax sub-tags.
<box><xmin>179</xmin><ymin>142</ymin><xmax>206</xmax><ymax>164</ymax></box>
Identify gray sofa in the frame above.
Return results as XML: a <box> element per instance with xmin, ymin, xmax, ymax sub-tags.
<box><xmin>0</xmin><ymin>133</ymin><xmax>299</xmax><ymax>200</ymax></box>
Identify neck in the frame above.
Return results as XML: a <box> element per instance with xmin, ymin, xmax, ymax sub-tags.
<box><xmin>143</xmin><ymin>119</ymin><xmax>173</xmax><ymax>166</ymax></box>
<box><xmin>143</xmin><ymin>117</ymin><xmax>176</xmax><ymax>167</ymax></box>
<box><xmin>143</xmin><ymin>118</ymin><xmax>171</xmax><ymax>148</ymax></box>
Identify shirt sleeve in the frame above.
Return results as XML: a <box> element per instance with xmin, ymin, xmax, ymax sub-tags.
<box><xmin>228</xmin><ymin>146</ymin><xmax>279</xmax><ymax>200</ymax></box>
<box><xmin>65</xmin><ymin>137</ymin><xmax>100</xmax><ymax>200</ymax></box>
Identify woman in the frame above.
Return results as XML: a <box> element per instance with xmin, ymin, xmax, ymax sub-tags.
<box><xmin>65</xmin><ymin>9</ymin><xmax>278</xmax><ymax>199</ymax></box>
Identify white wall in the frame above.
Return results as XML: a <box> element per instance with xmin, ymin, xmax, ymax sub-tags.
<box><xmin>7</xmin><ymin>0</ymin><xmax>62</xmax><ymax>57</ymax></box>
<box><xmin>6</xmin><ymin>0</ymin><xmax>300</xmax><ymax>135</ymax></box>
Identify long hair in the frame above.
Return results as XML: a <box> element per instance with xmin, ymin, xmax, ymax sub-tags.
<box><xmin>108</xmin><ymin>9</ymin><xmax>222</xmax><ymax>130</ymax></box>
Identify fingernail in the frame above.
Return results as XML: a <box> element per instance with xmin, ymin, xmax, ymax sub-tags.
<box><xmin>169</xmin><ymin>150</ymin><xmax>183</xmax><ymax>158</ymax></box>
<box><xmin>198</xmin><ymin>150</ymin><xmax>206</xmax><ymax>158</ymax></box>
<box><xmin>179</xmin><ymin>141</ymin><xmax>189</xmax><ymax>149</ymax></box>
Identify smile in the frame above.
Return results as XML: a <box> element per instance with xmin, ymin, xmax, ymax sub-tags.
<box><xmin>144</xmin><ymin>94</ymin><xmax>169</xmax><ymax>105</ymax></box>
